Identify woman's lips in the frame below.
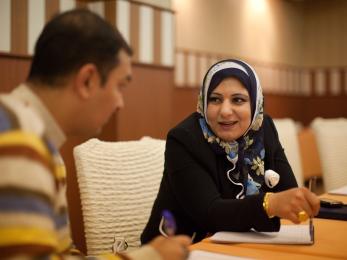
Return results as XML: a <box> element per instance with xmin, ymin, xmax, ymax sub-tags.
<box><xmin>218</xmin><ymin>121</ymin><xmax>237</xmax><ymax>130</ymax></box>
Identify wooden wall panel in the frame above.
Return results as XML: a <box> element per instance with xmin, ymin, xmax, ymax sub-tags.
<box><xmin>265</xmin><ymin>94</ymin><xmax>306</xmax><ymax>122</ymax></box>
<box><xmin>153</xmin><ymin>9</ymin><xmax>161</xmax><ymax>65</ymax></box>
<box><xmin>0</xmin><ymin>53</ymin><xmax>31</xmax><ymax>92</ymax></box>
<box><xmin>45</xmin><ymin>0</ymin><xmax>60</xmax><ymax>22</ymax></box>
<box><xmin>130</xmin><ymin>4</ymin><xmax>140</xmax><ymax>62</ymax></box>
<box><xmin>171</xmin><ymin>88</ymin><xmax>199</xmax><ymax>126</ymax></box>
<box><xmin>104</xmin><ymin>0</ymin><xmax>116</xmax><ymax>27</ymax></box>
<box><xmin>6</xmin><ymin>0</ymin><xmax>174</xmax><ymax>67</ymax></box>
<box><xmin>116</xmin><ymin>64</ymin><xmax>174</xmax><ymax>140</ymax></box>
<box><xmin>304</xmin><ymin>96</ymin><xmax>347</xmax><ymax>124</ymax></box>
<box><xmin>11</xmin><ymin>0</ymin><xmax>28</xmax><ymax>54</ymax></box>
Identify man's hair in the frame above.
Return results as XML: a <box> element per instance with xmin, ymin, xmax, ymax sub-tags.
<box><xmin>27</xmin><ymin>9</ymin><xmax>132</xmax><ymax>86</ymax></box>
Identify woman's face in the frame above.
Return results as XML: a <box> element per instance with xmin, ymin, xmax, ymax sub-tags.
<box><xmin>206</xmin><ymin>77</ymin><xmax>251</xmax><ymax>142</ymax></box>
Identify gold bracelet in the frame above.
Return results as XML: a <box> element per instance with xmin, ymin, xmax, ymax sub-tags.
<box><xmin>263</xmin><ymin>192</ymin><xmax>275</xmax><ymax>218</ymax></box>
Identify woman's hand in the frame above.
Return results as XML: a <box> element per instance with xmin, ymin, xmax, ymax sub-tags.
<box><xmin>267</xmin><ymin>187</ymin><xmax>320</xmax><ymax>224</ymax></box>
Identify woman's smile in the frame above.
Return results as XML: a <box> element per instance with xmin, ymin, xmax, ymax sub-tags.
<box><xmin>218</xmin><ymin>121</ymin><xmax>238</xmax><ymax>130</ymax></box>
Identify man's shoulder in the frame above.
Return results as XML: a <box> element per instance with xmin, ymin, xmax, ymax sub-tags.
<box><xmin>0</xmin><ymin>93</ymin><xmax>57</xmax><ymax>177</ymax></box>
<box><xmin>0</xmin><ymin>93</ymin><xmax>45</xmax><ymax>136</ymax></box>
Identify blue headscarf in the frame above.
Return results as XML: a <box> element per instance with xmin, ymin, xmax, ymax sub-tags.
<box><xmin>197</xmin><ymin>59</ymin><xmax>265</xmax><ymax>198</ymax></box>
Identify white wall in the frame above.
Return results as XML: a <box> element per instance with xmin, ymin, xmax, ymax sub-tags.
<box><xmin>173</xmin><ymin>0</ymin><xmax>346</xmax><ymax>67</ymax></box>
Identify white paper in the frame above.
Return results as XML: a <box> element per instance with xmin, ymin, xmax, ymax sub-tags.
<box><xmin>188</xmin><ymin>250</ymin><xmax>253</xmax><ymax>260</ymax></box>
<box><xmin>328</xmin><ymin>185</ymin><xmax>347</xmax><ymax>195</ymax></box>
<box><xmin>211</xmin><ymin>225</ymin><xmax>313</xmax><ymax>245</ymax></box>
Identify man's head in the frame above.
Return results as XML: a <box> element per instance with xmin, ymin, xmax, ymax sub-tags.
<box><xmin>27</xmin><ymin>9</ymin><xmax>133</xmax><ymax>137</ymax></box>
<box><xmin>28</xmin><ymin>9</ymin><xmax>132</xmax><ymax>86</ymax></box>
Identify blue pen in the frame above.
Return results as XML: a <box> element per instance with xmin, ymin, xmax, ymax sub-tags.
<box><xmin>160</xmin><ymin>209</ymin><xmax>177</xmax><ymax>237</ymax></box>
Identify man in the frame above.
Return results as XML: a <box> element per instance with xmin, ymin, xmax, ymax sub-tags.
<box><xmin>0</xmin><ymin>9</ymin><xmax>190</xmax><ymax>259</ymax></box>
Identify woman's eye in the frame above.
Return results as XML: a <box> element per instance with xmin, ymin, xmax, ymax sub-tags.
<box><xmin>208</xmin><ymin>97</ymin><xmax>221</xmax><ymax>103</ymax></box>
<box><xmin>232</xmin><ymin>97</ymin><xmax>247</xmax><ymax>104</ymax></box>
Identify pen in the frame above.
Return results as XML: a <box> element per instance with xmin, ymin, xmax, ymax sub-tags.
<box><xmin>160</xmin><ymin>209</ymin><xmax>177</xmax><ymax>237</ymax></box>
<box><xmin>308</xmin><ymin>177</ymin><xmax>317</xmax><ymax>242</ymax></box>
<box><xmin>159</xmin><ymin>209</ymin><xmax>196</xmax><ymax>242</ymax></box>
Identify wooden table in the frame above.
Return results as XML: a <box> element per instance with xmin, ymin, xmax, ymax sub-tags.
<box><xmin>190</xmin><ymin>242</ymin><xmax>334</xmax><ymax>260</ymax></box>
<box><xmin>190</xmin><ymin>194</ymin><xmax>347</xmax><ymax>259</ymax></box>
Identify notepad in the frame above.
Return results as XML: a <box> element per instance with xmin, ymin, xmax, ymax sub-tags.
<box><xmin>188</xmin><ymin>250</ymin><xmax>253</xmax><ymax>260</ymax></box>
<box><xmin>210</xmin><ymin>225</ymin><xmax>313</xmax><ymax>245</ymax></box>
<box><xmin>328</xmin><ymin>185</ymin><xmax>347</xmax><ymax>196</ymax></box>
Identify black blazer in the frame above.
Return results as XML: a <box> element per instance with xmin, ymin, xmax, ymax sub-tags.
<box><xmin>141</xmin><ymin>112</ymin><xmax>297</xmax><ymax>244</ymax></box>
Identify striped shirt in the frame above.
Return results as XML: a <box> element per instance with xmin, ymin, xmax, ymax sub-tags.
<box><xmin>0</xmin><ymin>85</ymin><xmax>160</xmax><ymax>260</ymax></box>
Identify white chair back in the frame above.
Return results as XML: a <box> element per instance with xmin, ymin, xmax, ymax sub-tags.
<box><xmin>311</xmin><ymin>118</ymin><xmax>347</xmax><ymax>191</ymax></box>
<box><xmin>73</xmin><ymin>136</ymin><xmax>165</xmax><ymax>255</ymax></box>
<box><xmin>273</xmin><ymin>118</ymin><xmax>303</xmax><ymax>186</ymax></box>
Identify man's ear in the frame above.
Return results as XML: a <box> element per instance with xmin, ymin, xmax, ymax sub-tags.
<box><xmin>74</xmin><ymin>64</ymin><xmax>99</xmax><ymax>99</ymax></box>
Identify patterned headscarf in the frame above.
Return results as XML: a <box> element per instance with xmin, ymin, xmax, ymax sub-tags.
<box><xmin>197</xmin><ymin>59</ymin><xmax>265</xmax><ymax>198</ymax></box>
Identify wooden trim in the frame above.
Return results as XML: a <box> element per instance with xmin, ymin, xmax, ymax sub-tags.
<box><xmin>77</xmin><ymin>0</ymin><xmax>174</xmax><ymax>13</ymax></box>
<box><xmin>175</xmin><ymin>47</ymin><xmax>333</xmax><ymax>70</ymax></box>
<box><xmin>153</xmin><ymin>9</ymin><xmax>161</xmax><ymax>65</ymax></box>
<box><xmin>129</xmin><ymin>0</ymin><xmax>174</xmax><ymax>13</ymax></box>
<box><xmin>11</xmin><ymin>0</ymin><xmax>28</xmax><ymax>55</ymax></box>
<box><xmin>132</xmin><ymin>61</ymin><xmax>173</xmax><ymax>70</ymax></box>
<box><xmin>0</xmin><ymin>51</ymin><xmax>32</xmax><ymax>59</ymax></box>
<box><xmin>45</xmin><ymin>0</ymin><xmax>59</xmax><ymax>22</ymax></box>
<box><xmin>130</xmin><ymin>4</ymin><xmax>139</xmax><ymax>62</ymax></box>
<box><xmin>104</xmin><ymin>0</ymin><xmax>116</xmax><ymax>27</ymax></box>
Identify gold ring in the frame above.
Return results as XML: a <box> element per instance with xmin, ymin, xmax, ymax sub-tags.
<box><xmin>298</xmin><ymin>211</ymin><xmax>309</xmax><ymax>222</ymax></box>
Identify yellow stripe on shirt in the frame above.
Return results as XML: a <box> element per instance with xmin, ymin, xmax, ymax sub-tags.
<box><xmin>0</xmin><ymin>227</ymin><xmax>58</xmax><ymax>249</ymax></box>
<box><xmin>102</xmin><ymin>253</ymin><xmax>124</xmax><ymax>260</ymax></box>
<box><xmin>0</xmin><ymin>130</ymin><xmax>51</xmax><ymax>163</ymax></box>
<box><xmin>55</xmin><ymin>164</ymin><xmax>66</xmax><ymax>181</ymax></box>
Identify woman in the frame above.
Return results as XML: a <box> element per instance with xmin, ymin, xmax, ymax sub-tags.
<box><xmin>141</xmin><ymin>59</ymin><xmax>320</xmax><ymax>244</ymax></box>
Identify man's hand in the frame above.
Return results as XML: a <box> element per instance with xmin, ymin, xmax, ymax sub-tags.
<box><xmin>149</xmin><ymin>235</ymin><xmax>191</xmax><ymax>260</ymax></box>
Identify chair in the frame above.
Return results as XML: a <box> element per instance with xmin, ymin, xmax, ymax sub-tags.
<box><xmin>273</xmin><ymin>118</ymin><xmax>304</xmax><ymax>186</ymax></box>
<box><xmin>311</xmin><ymin>118</ymin><xmax>347</xmax><ymax>191</ymax></box>
<box><xmin>73</xmin><ymin>136</ymin><xmax>165</xmax><ymax>256</ymax></box>
<box><xmin>298</xmin><ymin>127</ymin><xmax>322</xmax><ymax>181</ymax></box>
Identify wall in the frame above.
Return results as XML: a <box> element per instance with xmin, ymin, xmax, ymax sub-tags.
<box><xmin>117</xmin><ymin>64</ymin><xmax>174</xmax><ymax>140</ymax></box>
<box><xmin>172</xmin><ymin>0</ymin><xmax>347</xmax><ymax>125</ymax></box>
<box><xmin>0</xmin><ymin>53</ymin><xmax>31</xmax><ymax>92</ymax></box>
<box><xmin>302</xmin><ymin>0</ymin><xmax>347</xmax><ymax>67</ymax></box>
<box><xmin>173</xmin><ymin>0</ymin><xmax>304</xmax><ymax>65</ymax></box>
<box><xmin>173</xmin><ymin>0</ymin><xmax>347</xmax><ymax>67</ymax></box>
